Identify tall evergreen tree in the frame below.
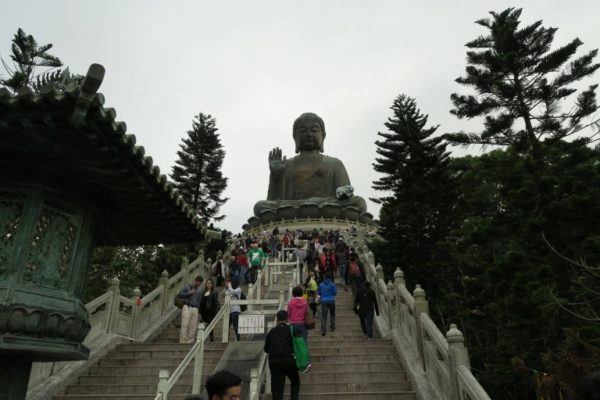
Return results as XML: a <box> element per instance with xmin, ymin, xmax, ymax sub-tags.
<box><xmin>445</xmin><ymin>8</ymin><xmax>599</xmax><ymax>150</ymax></box>
<box><xmin>171</xmin><ymin>113</ymin><xmax>228</xmax><ymax>223</ymax></box>
<box><xmin>372</xmin><ymin>95</ymin><xmax>457</xmax><ymax>297</ymax></box>
<box><xmin>1</xmin><ymin>28</ymin><xmax>66</xmax><ymax>92</ymax></box>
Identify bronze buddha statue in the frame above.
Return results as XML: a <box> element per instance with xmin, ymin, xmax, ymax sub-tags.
<box><xmin>252</xmin><ymin>113</ymin><xmax>368</xmax><ymax>222</ymax></box>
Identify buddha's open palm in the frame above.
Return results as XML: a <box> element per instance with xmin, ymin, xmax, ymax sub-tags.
<box><xmin>269</xmin><ymin>147</ymin><xmax>287</xmax><ymax>176</ymax></box>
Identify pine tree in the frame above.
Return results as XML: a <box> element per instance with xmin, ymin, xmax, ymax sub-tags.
<box><xmin>171</xmin><ymin>113</ymin><xmax>229</xmax><ymax>223</ymax></box>
<box><xmin>445</xmin><ymin>8</ymin><xmax>600</xmax><ymax>150</ymax></box>
<box><xmin>372</xmin><ymin>95</ymin><xmax>456</xmax><ymax>294</ymax></box>
<box><xmin>1</xmin><ymin>28</ymin><xmax>65</xmax><ymax>92</ymax></box>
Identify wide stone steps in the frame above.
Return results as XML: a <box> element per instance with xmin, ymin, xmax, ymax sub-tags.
<box><xmin>75</xmin><ymin>374</ymin><xmax>206</xmax><ymax>385</ymax></box>
<box><xmin>55</xmin><ymin>318</ymin><xmax>226</xmax><ymax>399</ymax></box>
<box><xmin>55</xmin><ymin>277</ymin><xmax>416</xmax><ymax>400</ymax></box>
<box><xmin>293</xmin><ymin>391</ymin><xmax>416</xmax><ymax>400</ymax></box>
<box><xmin>296</xmin><ymin>371</ymin><xmax>408</xmax><ymax>383</ymax></box>
<box><xmin>276</xmin><ymin>282</ymin><xmax>416</xmax><ymax>400</ymax></box>
<box><xmin>286</xmin><ymin>380</ymin><xmax>412</xmax><ymax>393</ymax></box>
<box><xmin>64</xmin><ymin>384</ymin><xmax>192</xmax><ymax>395</ymax></box>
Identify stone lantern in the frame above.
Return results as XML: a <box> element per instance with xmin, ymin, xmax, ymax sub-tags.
<box><xmin>0</xmin><ymin>64</ymin><xmax>208</xmax><ymax>399</ymax></box>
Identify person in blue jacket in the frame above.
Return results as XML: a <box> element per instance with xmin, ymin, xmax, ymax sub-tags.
<box><xmin>317</xmin><ymin>272</ymin><xmax>337</xmax><ymax>336</ymax></box>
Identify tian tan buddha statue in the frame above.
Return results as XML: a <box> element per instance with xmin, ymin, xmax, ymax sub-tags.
<box><xmin>251</xmin><ymin>112</ymin><xmax>372</xmax><ymax>224</ymax></box>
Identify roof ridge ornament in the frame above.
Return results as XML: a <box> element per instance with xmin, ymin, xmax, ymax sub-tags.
<box><xmin>70</xmin><ymin>63</ymin><xmax>105</xmax><ymax>127</ymax></box>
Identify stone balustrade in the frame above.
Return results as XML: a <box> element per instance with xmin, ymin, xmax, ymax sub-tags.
<box><xmin>26</xmin><ymin>250</ymin><xmax>210</xmax><ymax>400</ymax></box>
<box><xmin>357</xmin><ymin>244</ymin><xmax>491</xmax><ymax>400</ymax></box>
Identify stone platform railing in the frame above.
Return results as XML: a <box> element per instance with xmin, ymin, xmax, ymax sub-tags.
<box><xmin>26</xmin><ymin>250</ymin><xmax>211</xmax><ymax>400</ymax></box>
<box><xmin>356</xmin><ymin>243</ymin><xmax>491</xmax><ymax>400</ymax></box>
<box><xmin>243</xmin><ymin>217</ymin><xmax>377</xmax><ymax>236</ymax></box>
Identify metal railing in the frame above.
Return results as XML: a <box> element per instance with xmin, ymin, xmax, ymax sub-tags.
<box><xmin>356</xmin><ymin>244</ymin><xmax>491</xmax><ymax>400</ymax></box>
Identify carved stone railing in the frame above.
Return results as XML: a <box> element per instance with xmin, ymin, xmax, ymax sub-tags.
<box><xmin>157</xmin><ymin>258</ymin><xmax>298</xmax><ymax>400</ymax></box>
<box><xmin>26</xmin><ymin>250</ymin><xmax>210</xmax><ymax>400</ymax></box>
<box><xmin>356</xmin><ymin>244</ymin><xmax>491</xmax><ymax>400</ymax></box>
<box><xmin>245</xmin><ymin>217</ymin><xmax>376</xmax><ymax>236</ymax></box>
<box><xmin>248</xmin><ymin>265</ymin><xmax>299</xmax><ymax>400</ymax></box>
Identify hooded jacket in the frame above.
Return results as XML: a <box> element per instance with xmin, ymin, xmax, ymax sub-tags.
<box><xmin>287</xmin><ymin>296</ymin><xmax>308</xmax><ymax>324</ymax></box>
<box><xmin>354</xmin><ymin>286</ymin><xmax>380</xmax><ymax>318</ymax></box>
<box><xmin>318</xmin><ymin>279</ymin><xmax>337</xmax><ymax>303</ymax></box>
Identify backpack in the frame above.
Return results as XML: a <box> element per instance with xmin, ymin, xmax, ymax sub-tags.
<box><xmin>348</xmin><ymin>260</ymin><xmax>362</xmax><ymax>277</ymax></box>
<box><xmin>173</xmin><ymin>295</ymin><xmax>186</xmax><ymax>309</ymax></box>
<box><xmin>174</xmin><ymin>285</ymin><xmax>191</xmax><ymax>309</ymax></box>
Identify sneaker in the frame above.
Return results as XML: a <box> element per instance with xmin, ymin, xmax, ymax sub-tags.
<box><xmin>330</xmin><ymin>327</ymin><xmax>335</xmax><ymax>332</ymax></box>
<box><xmin>302</xmin><ymin>363</ymin><xmax>313</xmax><ymax>374</ymax></box>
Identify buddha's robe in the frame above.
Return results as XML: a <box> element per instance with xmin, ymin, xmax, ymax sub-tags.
<box><xmin>254</xmin><ymin>153</ymin><xmax>367</xmax><ymax>216</ymax></box>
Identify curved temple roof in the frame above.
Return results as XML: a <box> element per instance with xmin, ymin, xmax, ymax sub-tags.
<box><xmin>0</xmin><ymin>64</ymin><xmax>208</xmax><ymax>245</ymax></box>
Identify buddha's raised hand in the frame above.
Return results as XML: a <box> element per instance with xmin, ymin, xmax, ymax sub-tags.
<box><xmin>268</xmin><ymin>147</ymin><xmax>287</xmax><ymax>176</ymax></box>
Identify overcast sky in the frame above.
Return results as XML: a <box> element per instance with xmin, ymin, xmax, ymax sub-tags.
<box><xmin>2</xmin><ymin>1</ymin><xmax>599</xmax><ymax>232</ymax></box>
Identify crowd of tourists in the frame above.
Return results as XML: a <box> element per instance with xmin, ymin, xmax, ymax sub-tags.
<box><xmin>176</xmin><ymin>226</ymin><xmax>379</xmax><ymax>400</ymax></box>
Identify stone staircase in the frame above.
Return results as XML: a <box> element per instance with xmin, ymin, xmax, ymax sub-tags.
<box><xmin>284</xmin><ymin>284</ymin><xmax>416</xmax><ymax>399</ymax></box>
<box><xmin>54</xmin><ymin>313</ymin><xmax>228</xmax><ymax>400</ymax></box>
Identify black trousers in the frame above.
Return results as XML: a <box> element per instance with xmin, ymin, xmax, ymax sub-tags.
<box><xmin>269</xmin><ymin>359</ymin><xmax>300</xmax><ymax>400</ymax></box>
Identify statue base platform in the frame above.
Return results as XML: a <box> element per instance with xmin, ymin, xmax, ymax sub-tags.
<box><xmin>242</xmin><ymin>217</ymin><xmax>377</xmax><ymax>235</ymax></box>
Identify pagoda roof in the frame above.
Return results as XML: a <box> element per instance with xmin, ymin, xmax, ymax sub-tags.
<box><xmin>0</xmin><ymin>64</ymin><xmax>208</xmax><ymax>245</ymax></box>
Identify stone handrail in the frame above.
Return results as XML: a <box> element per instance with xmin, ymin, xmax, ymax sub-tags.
<box><xmin>245</xmin><ymin>217</ymin><xmax>375</xmax><ymax>236</ymax></box>
<box><xmin>26</xmin><ymin>250</ymin><xmax>209</xmax><ymax>399</ymax></box>
<box><xmin>356</xmin><ymin>244</ymin><xmax>491</xmax><ymax>400</ymax></box>
<box><xmin>157</xmin><ymin>259</ymin><xmax>297</xmax><ymax>399</ymax></box>
<box><xmin>249</xmin><ymin>264</ymin><xmax>298</xmax><ymax>400</ymax></box>
<box><xmin>156</xmin><ymin>304</ymin><xmax>229</xmax><ymax>399</ymax></box>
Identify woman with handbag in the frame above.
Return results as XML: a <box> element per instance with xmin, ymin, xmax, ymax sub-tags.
<box><xmin>287</xmin><ymin>286</ymin><xmax>313</xmax><ymax>373</ymax></box>
<box><xmin>199</xmin><ymin>279</ymin><xmax>220</xmax><ymax>342</ymax></box>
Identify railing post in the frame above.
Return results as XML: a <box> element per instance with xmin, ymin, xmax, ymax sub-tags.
<box><xmin>108</xmin><ymin>277</ymin><xmax>121</xmax><ymax>334</ymax></box>
<box><xmin>186</xmin><ymin>256</ymin><xmax>195</xmax><ymax>279</ymax></box>
<box><xmin>130</xmin><ymin>287</ymin><xmax>142</xmax><ymax>339</ymax></box>
<box><xmin>296</xmin><ymin>259</ymin><xmax>301</xmax><ymax>284</ymax></box>
<box><xmin>393</xmin><ymin>267</ymin><xmax>405</xmax><ymax>287</ymax></box>
<box><xmin>386</xmin><ymin>281</ymin><xmax>395</xmax><ymax>328</ymax></box>
<box><xmin>196</xmin><ymin>249</ymin><xmax>205</xmax><ymax>276</ymax></box>
<box><xmin>393</xmin><ymin>268</ymin><xmax>405</xmax><ymax>325</ymax></box>
<box><xmin>160</xmin><ymin>269</ymin><xmax>170</xmax><ymax>315</ymax></box>
<box><xmin>367</xmin><ymin>250</ymin><xmax>375</xmax><ymax>267</ymax></box>
<box><xmin>264</xmin><ymin>321</ymin><xmax>275</xmax><ymax>398</ymax></box>
<box><xmin>249</xmin><ymin>368</ymin><xmax>259</xmax><ymax>400</ymax></box>
<box><xmin>413</xmin><ymin>284</ymin><xmax>430</xmax><ymax>370</ymax></box>
<box><xmin>375</xmin><ymin>263</ymin><xmax>384</xmax><ymax>282</ymax></box>
<box><xmin>447</xmin><ymin>324</ymin><xmax>470</xmax><ymax>400</ymax></box>
<box><xmin>181</xmin><ymin>257</ymin><xmax>190</xmax><ymax>285</ymax></box>
<box><xmin>265</xmin><ymin>259</ymin><xmax>270</xmax><ymax>286</ymax></box>
<box><xmin>222</xmin><ymin>291</ymin><xmax>231</xmax><ymax>343</ymax></box>
<box><xmin>157</xmin><ymin>369</ymin><xmax>169</xmax><ymax>399</ymax></box>
<box><xmin>248</xmin><ymin>283</ymin><xmax>254</xmax><ymax>311</ymax></box>
<box><xmin>374</xmin><ymin>264</ymin><xmax>385</xmax><ymax>308</ymax></box>
<box><xmin>278</xmin><ymin>290</ymin><xmax>285</xmax><ymax>309</ymax></box>
<box><xmin>256</xmin><ymin>271</ymin><xmax>262</xmax><ymax>301</ymax></box>
<box><xmin>192</xmin><ymin>322</ymin><xmax>206</xmax><ymax>394</ymax></box>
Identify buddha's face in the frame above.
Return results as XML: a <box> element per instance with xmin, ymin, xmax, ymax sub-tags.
<box><xmin>295</xmin><ymin>121</ymin><xmax>324</xmax><ymax>152</ymax></box>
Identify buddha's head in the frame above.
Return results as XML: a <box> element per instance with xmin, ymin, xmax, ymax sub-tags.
<box><xmin>293</xmin><ymin>112</ymin><xmax>326</xmax><ymax>153</ymax></box>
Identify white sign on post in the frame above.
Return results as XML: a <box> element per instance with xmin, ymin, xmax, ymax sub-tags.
<box><xmin>238</xmin><ymin>314</ymin><xmax>265</xmax><ymax>334</ymax></box>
